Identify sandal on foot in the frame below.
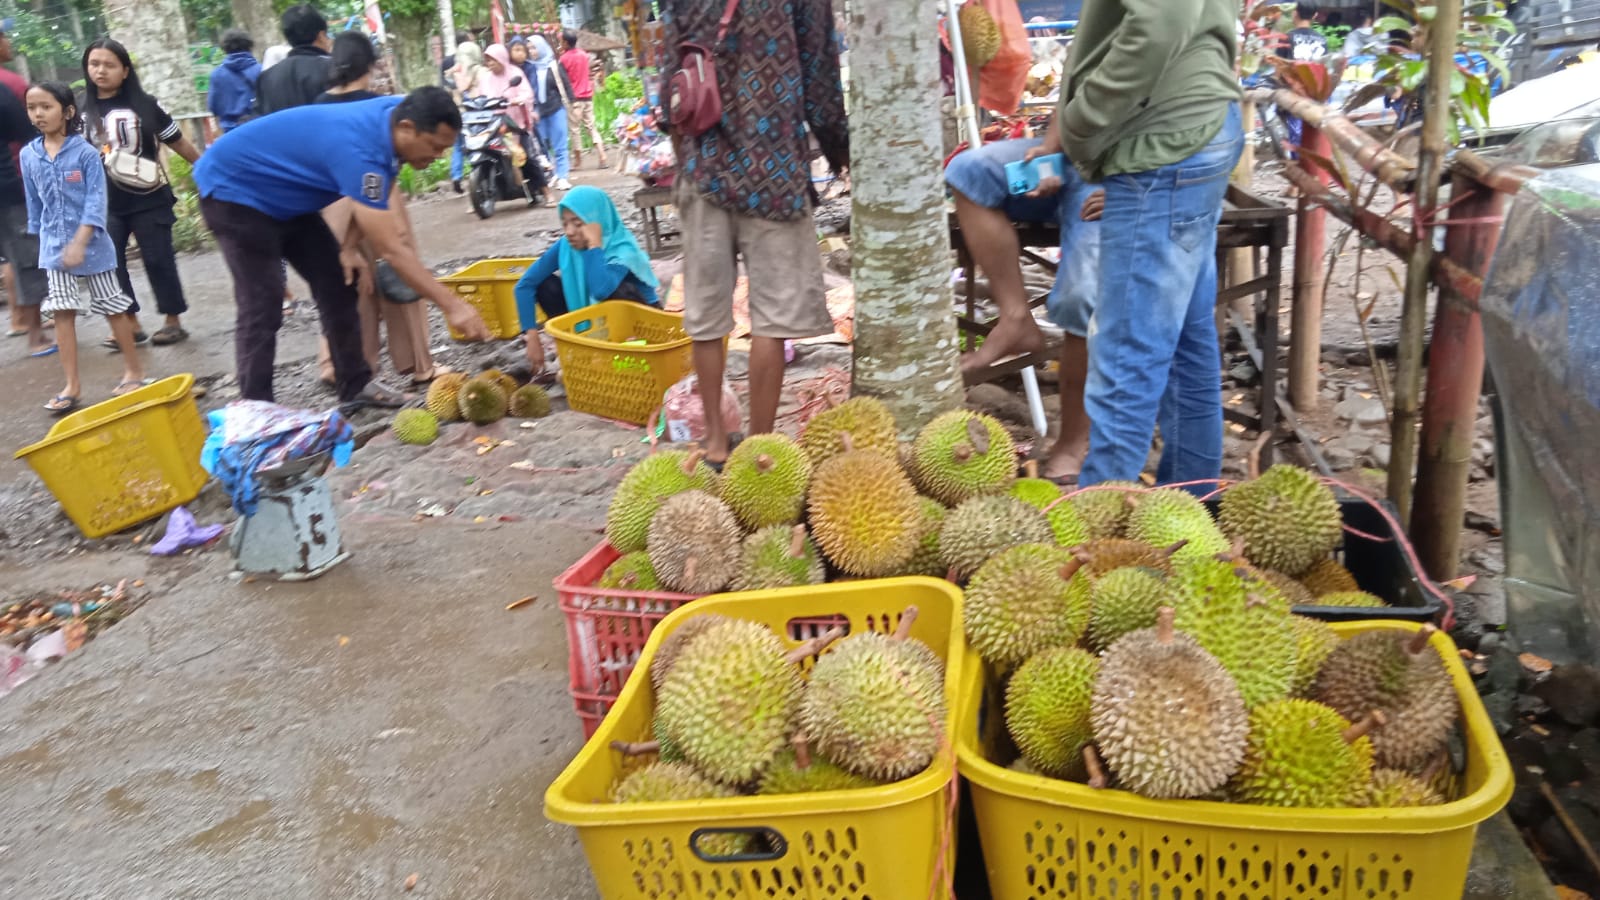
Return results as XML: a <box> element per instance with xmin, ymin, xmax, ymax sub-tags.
<box><xmin>411</xmin><ymin>363</ymin><xmax>456</xmax><ymax>385</ymax></box>
<box><xmin>102</xmin><ymin>331</ymin><xmax>149</xmax><ymax>351</ymax></box>
<box><xmin>150</xmin><ymin>325</ymin><xmax>189</xmax><ymax>345</ymax></box>
<box><xmin>7</xmin><ymin>328</ymin><xmax>27</xmax><ymax>337</ymax></box>
<box><xmin>29</xmin><ymin>344</ymin><xmax>58</xmax><ymax>357</ymax></box>
<box><xmin>702</xmin><ymin>432</ymin><xmax>745</xmax><ymax>474</ymax></box>
<box><xmin>44</xmin><ymin>394</ymin><xmax>79</xmax><ymax>415</ymax></box>
<box><xmin>112</xmin><ymin>378</ymin><xmax>154</xmax><ymax>396</ymax></box>
<box><xmin>342</xmin><ymin>381</ymin><xmax>412</xmax><ymax>411</ymax></box>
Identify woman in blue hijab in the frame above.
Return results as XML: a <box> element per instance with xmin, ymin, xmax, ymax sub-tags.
<box><xmin>513</xmin><ymin>185</ymin><xmax>660</xmax><ymax>373</ymax></box>
<box><xmin>511</xmin><ymin>34</ymin><xmax>573</xmax><ymax>190</ymax></box>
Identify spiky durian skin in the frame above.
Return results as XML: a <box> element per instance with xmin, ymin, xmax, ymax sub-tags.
<box><xmin>508</xmin><ymin>383</ymin><xmax>552</xmax><ymax>418</ymax></box>
<box><xmin>477</xmin><ymin>368</ymin><xmax>520</xmax><ymax>400</ymax></box>
<box><xmin>909</xmin><ymin>410</ymin><xmax>1018</xmax><ymax>505</ymax></box>
<box><xmin>604</xmin><ymin>451</ymin><xmax>720</xmax><ymax>553</ymax></box>
<box><xmin>1072</xmin><ymin>538</ymin><xmax>1175</xmax><ymax>576</ymax></box>
<box><xmin>646</xmin><ymin>490</ymin><xmax>743</xmax><ymax>594</ymax></box>
<box><xmin>654</xmin><ymin>717</ymin><xmax>687</xmax><ymax>763</ymax></box>
<box><xmin>958</xmin><ymin>2</ymin><xmax>1001</xmax><ymax>66</ymax></box>
<box><xmin>1126</xmin><ymin>488</ymin><xmax>1231</xmax><ymax>563</ymax></box>
<box><xmin>799</xmin><ymin>396</ymin><xmax>899</xmax><ymax>465</ymax></box>
<box><xmin>1300</xmin><ymin>558</ymin><xmax>1361</xmax><ymax>596</ymax></box>
<box><xmin>1171</xmin><ymin>557</ymin><xmax>1298</xmax><ymax>708</ymax></box>
<box><xmin>1004</xmin><ymin>647</ymin><xmax>1100</xmax><ymax>778</ymax></box>
<box><xmin>1045</xmin><ymin>497</ymin><xmax>1092</xmax><ymax>547</ymax></box>
<box><xmin>758</xmin><ymin>748</ymin><xmax>882</xmax><ymax>794</ymax></box>
<box><xmin>964</xmin><ymin>543</ymin><xmax>1087</xmax><ymax>668</ymax></box>
<box><xmin>1289</xmin><ymin>614</ymin><xmax>1341</xmax><ymax>697</ymax></box>
<box><xmin>1071</xmin><ymin>481</ymin><xmax>1140</xmax><ymax>539</ymax></box>
<box><xmin>425</xmin><ymin>372</ymin><xmax>468</xmax><ymax>422</ymax></box>
<box><xmin>648</xmin><ymin>613</ymin><xmax>733</xmax><ymax>690</ymax></box>
<box><xmin>1091</xmin><ymin>625</ymin><xmax>1249</xmax><ymax>800</ymax></box>
<box><xmin>391</xmin><ymin>408</ymin><xmax>438</xmax><ymax>445</ymax></box>
<box><xmin>655</xmin><ymin>618</ymin><xmax>802</xmax><ymax>785</ymax></box>
<box><xmin>1229</xmin><ymin>699</ymin><xmax>1374</xmax><ymax>808</ymax></box>
<box><xmin>718</xmin><ymin>434</ymin><xmax>812</xmax><ymax>531</ymax></box>
<box><xmin>894</xmin><ymin>497</ymin><xmax>950</xmax><ymax>578</ymax></box>
<box><xmin>1363</xmin><ymin>768</ymin><xmax>1447</xmax><ymax>807</ymax></box>
<box><xmin>457</xmin><ymin>379</ymin><xmax>507</xmax><ymax>424</ymax></box>
<box><xmin>801</xmin><ymin>632</ymin><xmax>946</xmax><ymax>781</ymax></box>
<box><xmin>1217</xmin><ymin>464</ymin><xmax>1344</xmax><ymax>576</ymax></box>
<box><xmin>1312</xmin><ymin>590</ymin><xmax>1390</xmax><ymax>609</ymax></box>
<box><xmin>1087</xmin><ymin>566</ymin><xmax>1176</xmax><ymax>651</ymax></box>
<box><xmin>938</xmin><ymin>495</ymin><xmax>1053</xmax><ymax>580</ymax></box>
<box><xmin>1010</xmin><ymin>477</ymin><xmax>1061</xmax><ymax>510</ymax></box>
<box><xmin>734</xmin><ymin>525</ymin><xmax>826</xmax><ymax>591</ymax></box>
<box><xmin>1312</xmin><ymin>630</ymin><xmax>1459</xmax><ymax>772</ymax></box>
<box><xmin>611</xmin><ymin>761</ymin><xmax>739</xmax><ymax>803</ymax></box>
<box><xmin>598</xmin><ymin>550</ymin><xmax>662</xmax><ymax>591</ymax></box>
<box><xmin>808</xmin><ymin>449</ymin><xmax>921</xmax><ymax>577</ymax></box>
<box><xmin>1263</xmin><ymin>569</ymin><xmax>1319</xmax><ymax>606</ymax></box>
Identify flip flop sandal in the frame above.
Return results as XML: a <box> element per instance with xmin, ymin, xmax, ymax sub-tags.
<box><xmin>29</xmin><ymin>344</ymin><xmax>58</xmax><ymax>357</ymax></box>
<box><xmin>703</xmin><ymin>432</ymin><xmax>745</xmax><ymax>474</ymax></box>
<box><xmin>102</xmin><ymin>331</ymin><xmax>149</xmax><ymax>351</ymax></box>
<box><xmin>411</xmin><ymin>364</ymin><xmax>456</xmax><ymax>386</ymax></box>
<box><xmin>150</xmin><ymin>325</ymin><xmax>189</xmax><ymax>345</ymax></box>
<box><xmin>342</xmin><ymin>381</ymin><xmax>412</xmax><ymax>411</ymax></box>
<box><xmin>44</xmin><ymin>395</ymin><xmax>78</xmax><ymax>415</ymax></box>
<box><xmin>6</xmin><ymin>328</ymin><xmax>27</xmax><ymax>337</ymax></box>
<box><xmin>1045</xmin><ymin>473</ymin><xmax>1080</xmax><ymax>488</ymax></box>
<box><xmin>112</xmin><ymin>378</ymin><xmax>155</xmax><ymax>396</ymax></box>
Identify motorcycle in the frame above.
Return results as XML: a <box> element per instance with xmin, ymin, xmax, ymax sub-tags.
<box><xmin>460</xmin><ymin>82</ymin><xmax>552</xmax><ymax>219</ymax></box>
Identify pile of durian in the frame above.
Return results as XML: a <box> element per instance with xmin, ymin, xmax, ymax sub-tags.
<box><xmin>389</xmin><ymin>369</ymin><xmax>554</xmax><ymax>447</ymax></box>
<box><xmin>604</xmin><ymin>605</ymin><xmax>945</xmax><ymax>819</ymax></box>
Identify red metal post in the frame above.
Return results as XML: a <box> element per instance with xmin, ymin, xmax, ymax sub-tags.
<box><xmin>1411</xmin><ymin>175</ymin><xmax>1508</xmax><ymax>580</ymax></box>
<box><xmin>1288</xmin><ymin>123</ymin><xmax>1332</xmax><ymax>411</ymax></box>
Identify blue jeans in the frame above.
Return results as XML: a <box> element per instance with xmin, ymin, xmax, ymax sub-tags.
<box><xmin>538</xmin><ymin>108</ymin><xmax>570</xmax><ymax>180</ymax></box>
<box><xmin>1079</xmin><ymin>103</ymin><xmax>1244</xmax><ymax>490</ymax></box>
<box><xmin>450</xmin><ymin>134</ymin><xmax>464</xmax><ymax>182</ymax></box>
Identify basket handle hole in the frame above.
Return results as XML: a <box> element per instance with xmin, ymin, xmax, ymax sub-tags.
<box><xmin>690</xmin><ymin>826</ymin><xmax>788</xmax><ymax>862</ymax></box>
<box><xmin>786</xmin><ymin>615</ymin><xmax>851</xmax><ymax>643</ymax></box>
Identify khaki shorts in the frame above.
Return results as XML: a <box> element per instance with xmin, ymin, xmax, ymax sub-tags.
<box><xmin>675</xmin><ymin>182</ymin><xmax>833</xmax><ymax>342</ymax></box>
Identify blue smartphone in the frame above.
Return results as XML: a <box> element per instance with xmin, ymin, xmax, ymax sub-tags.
<box><xmin>1004</xmin><ymin>153</ymin><xmax>1066</xmax><ymax>195</ymax></box>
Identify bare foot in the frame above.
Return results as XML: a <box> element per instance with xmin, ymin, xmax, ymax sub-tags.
<box><xmin>1041</xmin><ymin>435</ymin><xmax>1088</xmax><ymax>484</ymax></box>
<box><xmin>961</xmin><ymin>313</ymin><xmax>1046</xmax><ymax>374</ymax></box>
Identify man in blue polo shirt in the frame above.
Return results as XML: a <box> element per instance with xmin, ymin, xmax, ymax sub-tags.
<box><xmin>194</xmin><ymin>85</ymin><xmax>490</xmax><ymax>407</ymax></box>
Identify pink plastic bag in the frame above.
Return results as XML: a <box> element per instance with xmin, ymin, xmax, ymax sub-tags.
<box><xmin>656</xmin><ymin>373</ymin><xmax>742</xmax><ymax>444</ymax></box>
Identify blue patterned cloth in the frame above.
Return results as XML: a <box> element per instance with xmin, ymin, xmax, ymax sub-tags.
<box><xmin>200</xmin><ymin>401</ymin><xmax>354</xmax><ymax>515</ymax></box>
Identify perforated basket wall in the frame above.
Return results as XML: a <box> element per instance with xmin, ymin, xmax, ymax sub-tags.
<box><xmin>545</xmin><ymin>301</ymin><xmax>695</xmax><ymax>425</ymax></box>
<box><xmin>440</xmin><ymin>257</ymin><xmax>539</xmax><ymax>339</ymax></box>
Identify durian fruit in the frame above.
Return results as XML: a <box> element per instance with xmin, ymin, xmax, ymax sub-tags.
<box><xmin>801</xmin><ymin>608</ymin><xmax>946</xmax><ymax>781</ymax></box>
<box><xmin>800</xmin><ymin>397</ymin><xmax>899</xmax><ymax>466</ymax></box>
<box><xmin>1229</xmin><ymin>701</ymin><xmax>1379</xmax><ymax>808</ymax></box>
<box><xmin>610</xmin><ymin>760</ymin><xmax>739</xmax><ymax>803</ymax></box>
<box><xmin>759</xmin><ymin>735</ymin><xmax>881</xmax><ymax>794</ymax></box>
<box><xmin>1363</xmin><ymin>768</ymin><xmax>1446</xmax><ymax>807</ymax></box>
<box><xmin>958</xmin><ymin>2</ymin><xmax>1001</xmax><ymax>68</ymax></box>
<box><xmin>457</xmin><ymin>378</ymin><xmax>507</xmax><ymax>425</ymax></box>
<box><xmin>720</xmin><ymin>434</ymin><xmax>812</xmax><ymax>531</ymax></box>
<box><xmin>478</xmin><ymin>368</ymin><xmax>520</xmax><ymax>401</ymax></box>
<box><xmin>1045</xmin><ymin>496</ymin><xmax>1092</xmax><ymax>548</ymax></box>
<box><xmin>1313</xmin><ymin>590</ymin><xmax>1390</xmax><ymax>609</ymax></box>
<box><xmin>1300</xmin><ymin>558</ymin><xmax>1360</xmax><ymax>597</ymax></box>
<box><xmin>655</xmin><ymin>618</ymin><xmax>841</xmax><ymax>785</ymax></box>
<box><xmin>598</xmin><ymin>550</ymin><xmax>661</xmax><ymax>591</ymax></box>
<box><xmin>1263</xmin><ymin>569</ymin><xmax>1318</xmax><ymax>606</ymax></box>
<box><xmin>508</xmin><ymin>384</ymin><xmax>552</xmax><ymax>418</ymax></box>
<box><xmin>910</xmin><ymin>410</ymin><xmax>1017</xmax><ymax>505</ymax></box>
<box><xmin>735</xmin><ymin>524</ymin><xmax>826</xmax><ymax>591</ymax></box>
<box><xmin>646</xmin><ymin>490</ymin><xmax>743</xmax><ymax>594</ymax></box>
<box><xmin>1217</xmin><ymin>464</ymin><xmax>1343</xmax><ymax>576</ymax></box>
<box><xmin>648</xmin><ymin>613</ymin><xmax>733</xmax><ymax>690</ymax></box>
<box><xmin>1171</xmin><ymin>556</ymin><xmax>1298</xmax><ymax>708</ymax></box>
<box><xmin>1086</xmin><ymin>566</ymin><xmax>1177</xmax><ymax>651</ymax></box>
<box><xmin>425</xmin><ymin>372</ymin><xmax>468</xmax><ymax>422</ymax></box>
<box><xmin>1125</xmin><ymin>488</ymin><xmax>1231</xmax><ymax>563</ymax></box>
<box><xmin>939</xmin><ymin>494</ymin><xmax>1053</xmax><ymax>580</ymax></box>
<box><xmin>1091</xmin><ymin>608</ymin><xmax>1249</xmax><ymax>799</ymax></box>
<box><xmin>1312</xmin><ymin>626</ymin><xmax>1458</xmax><ymax>772</ymax></box>
<box><xmin>1071</xmin><ymin>538</ymin><xmax>1179</xmax><ymax>577</ymax></box>
<box><xmin>391</xmin><ymin>408</ymin><xmax>438</xmax><ymax>445</ymax></box>
<box><xmin>964</xmin><ymin>544</ymin><xmax>1087</xmax><ymax>668</ymax></box>
<box><xmin>604</xmin><ymin>450</ymin><xmax>719</xmax><ymax>553</ymax></box>
<box><xmin>1009</xmin><ymin>463</ymin><xmax>1061</xmax><ymax>511</ymax></box>
<box><xmin>1070</xmin><ymin>481</ymin><xmax>1141</xmax><ymax>539</ymax></box>
<box><xmin>808</xmin><ymin>438</ymin><xmax>922</xmax><ymax>577</ymax></box>
<box><xmin>1289</xmin><ymin>614</ymin><xmax>1340</xmax><ymax>696</ymax></box>
<box><xmin>1008</xmin><ymin>757</ymin><xmax>1040</xmax><ymax>776</ymax></box>
<box><xmin>1004</xmin><ymin>646</ymin><xmax>1100</xmax><ymax>778</ymax></box>
<box><xmin>894</xmin><ymin>497</ymin><xmax>949</xmax><ymax>578</ymax></box>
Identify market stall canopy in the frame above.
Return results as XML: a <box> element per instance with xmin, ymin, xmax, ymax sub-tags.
<box><xmin>579</xmin><ymin>30</ymin><xmax>626</xmax><ymax>52</ymax></box>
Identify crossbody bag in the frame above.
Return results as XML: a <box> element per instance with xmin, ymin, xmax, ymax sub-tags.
<box><xmin>667</xmin><ymin>0</ymin><xmax>740</xmax><ymax>137</ymax></box>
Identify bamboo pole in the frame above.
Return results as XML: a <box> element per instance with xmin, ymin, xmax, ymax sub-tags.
<box><xmin>1288</xmin><ymin>123</ymin><xmax>1332</xmax><ymax>411</ymax></box>
<box><xmin>1245</xmin><ymin>87</ymin><xmax>1418</xmax><ymax>189</ymax></box>
<box><xmin>1389</xmin><ymin>0</ymin><xmax>1463</xmax><ymax>524</ymax></box>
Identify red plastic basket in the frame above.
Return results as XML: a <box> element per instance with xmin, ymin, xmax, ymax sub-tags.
<box><xmin>554</xmin><ymin>542</ymin><xmax>702</xmax><ymax>737</ymax></box>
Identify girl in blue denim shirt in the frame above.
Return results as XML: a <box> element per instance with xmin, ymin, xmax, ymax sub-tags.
<box><xmin>21</xmin><ymin>82</ymin><xmax>147</xmax><ymax>415</ymax></box>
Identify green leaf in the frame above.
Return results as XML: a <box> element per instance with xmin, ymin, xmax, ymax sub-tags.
<box><xmin>1374</xmin><ymin>16</ymin><xmax>1412</xmax><ymax>33</ymax></box>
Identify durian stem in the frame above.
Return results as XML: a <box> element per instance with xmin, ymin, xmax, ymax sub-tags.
<box><xmin>952</xmin><ymin>443</ymin><xmax>975</xmax><ymax>463</ymax></box>
<box><xmin>756</xmin><ymin>453</ymin><xmax>774</xmax><ymax>473</ymax></box>
<box><xmin>1215</xmin><ymin>537</ymin><xmax>1247</xmax><ymax>563</ymax></box>
<box><xmin>683</xmin><ymin>448</ymin><xmax>707</xmax><ymax>474</ymax></box>
<box><xmin>791</xmin><ymin>733</ymin><xmax>814</xmax><ymax>770</ymax></box>
<box><xmin>1405</xmin><ymin>625</ymin><xmax>1437</xmax><ymax>657</ymax></box>
<box><xmin>1155</xmin><ymin>607</ymin><xmax>1177</xmax><ymax>644</ymax></box>
<box><xmin>1161</xmin><ymin>539</ymin><xmax>1191</xmax><ymax>560</ymax></box>
<box><xmin>610</xmin><ymin>740</ymin><xmax>661</xmax><ymax>757</ymax></box>
<box><xmin>785</xmin><ymin>626</ymin><xmax>847</xmax><ymax>664</ymax></box>
<box><xmin>966</xmin><ymin>416</ymin><xmax>991</xmax><ymax>455</ymax></box>
<box><xmin>1244</xmin><ymin>592</ymin><xmax>1271</xmax><ymax>610</ymax></box>
<box><xmin>1023</xmin><ymin>459</ymin><xmax>1039</xmax><ymax>479</ymax></box>
<box><xmin>892</xmin><ymin>606</ymin><xmax>920</xmax><ymax>641</ymax></box>
<box><xmin>788</xmin><ymin>525</ymin><xmax>809</xmax><ymax>558</ymax></box>
<box><xmin>1057</xmin><ymin>558</ymin><xmax>1086</xmax><ymax>582</ymax></box>
<box><xmin>839</xmin><ymin>432</ymin><xmax>855</xmax><ymax>453</ymax></box>
<box><xmin>682</xmin><ymin>556</ymin><xmax>699</xmax><ymax>586</ymax></box>
<box><xmin>1342</xmin><ymin>710</ymin><xmax>1387</xmax><ymax>743</ymax></box>
<box><xmin>1083</xmin><ymin>745</ymin><xmax>1108</xmax><ymax>789</ymax></box>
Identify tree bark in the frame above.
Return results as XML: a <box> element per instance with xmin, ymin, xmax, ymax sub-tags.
<box><xmin>847</xmin><ymin>0</ymin><xmax>965</xmax><ymax>436</ymax></box>
<box><xmin>108</xmin><ymin>0</ymin><xmax>200</xmax><ymax>115</ymax></box>
<box><xmin>388</xmin><ymin>14</ymin><xmax>438</xmax><ymax>92</ymax></box>
<box><xmin>231</xmin><ymin>0</ymin><xmax>280</xmax><ymax>48</ymax></box>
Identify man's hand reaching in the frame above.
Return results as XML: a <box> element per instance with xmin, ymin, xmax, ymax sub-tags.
<box><xmin>1081</xmin><ymin>190</ymin><xmax>1106</xmax><ymax>222</ymax></box>
<box><xmin>446</xmin><ymin>299</ymin><xmax>491</xmax><ymax>341</ymax></box>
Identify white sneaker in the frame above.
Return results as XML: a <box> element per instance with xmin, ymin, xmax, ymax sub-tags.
<box><xmin>555</xmin><ymin>178</ymin><xmax>573</xmax><ymax>191</ymax></box>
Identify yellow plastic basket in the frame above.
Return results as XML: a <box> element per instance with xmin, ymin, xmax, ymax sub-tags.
<box><xmin>544</xmin><ymin>301</ymin><xmax>694</xmax><ymax>425</ymax></box>
<box><xmin>544</xmin><ymin>577</ymin><xmax>966</xmax><ymax>900</ymax></box>
<box><xmin>15</xmin><ymin>374</ymin><xmax>208</xmax><ymax>538</ymax></box>
<box><xmin>955</xmin><ymin>620</ymin><xmax>1513</xmax><ymax>900</ymax></box>
<box><xmin>440</xmin><ymin>257</ymin><xmax>543</xmax><ymax>339</ymax></box>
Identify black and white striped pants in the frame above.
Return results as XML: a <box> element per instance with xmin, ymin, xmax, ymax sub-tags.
<box><xmin>41</xmin><ymin>268</ymin><xmax>135</xmax><ymax>317</ymax></box>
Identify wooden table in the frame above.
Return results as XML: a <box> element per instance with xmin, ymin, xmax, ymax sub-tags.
<box><xmin>633</xmin><ymin>186</ymin><xmax>680</xmax><ymax>255</ymax></box>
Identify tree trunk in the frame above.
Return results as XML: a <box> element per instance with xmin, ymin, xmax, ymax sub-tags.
<box><xmin>388</xmin><ymin>13</ymin><xmax>438</xmax><ymax>92</ymax></box>
<box><xmin>847</xmin><ymin>0</ymin><xmax>965</xmax><ymax>436</ymax></box>
<box><xmin>108</xmin><ymin>0</ymin><xmax>200</xmax><ymax>115</ymax></box>
<box><xmin>231</xmin><ymin>0</ymin><xmax>280</xmax><ymax>47</ymax></box>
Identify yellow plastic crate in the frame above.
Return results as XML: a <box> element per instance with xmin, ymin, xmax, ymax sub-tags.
<box><xmin>955</xmin><ymin>620</ymin><xmax>1514</xmax><ymax>900</ymax></box>
<box><xmin>544</xmin><ymin>301</ymin><xmax>694</xmax><ymax>425</ymax></box>
<box><xmin>15</xmin><ymin>374</ymin><xmax>208</xmax><ymax>538</ymax></box>
<box><xmin>544</xmin><ymin>577</ymin><xmax>965</xmax><ymax>900</ymax></box>
<box><xmin>440</xmin><ymin>257</ymin><xmax>543</xmax><ymax>340</ymax></box>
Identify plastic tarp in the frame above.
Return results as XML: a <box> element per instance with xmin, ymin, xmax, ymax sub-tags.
<box><xmin>1481</xmin><ymin>163</ymin><xmax>1600</xmax><ymax>662</ymax></box>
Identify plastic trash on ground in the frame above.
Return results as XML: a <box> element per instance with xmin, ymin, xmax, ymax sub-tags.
<box><xmin>149</xmin><ymin>506</ymin><xmax>226</xmax><ymax>556</ymax></box>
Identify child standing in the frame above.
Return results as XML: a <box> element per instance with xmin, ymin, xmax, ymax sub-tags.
<box><xmin>21</xmin><ymin>82</ymin><xmax>146</xmax><ymax>414</ymax></box>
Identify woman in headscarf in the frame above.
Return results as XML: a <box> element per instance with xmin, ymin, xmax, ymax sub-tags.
<box><xmin>447</xmin><ymin>41</ymin><xmax>485</xmax><ymax>191</ymax></box>
<box><xmin>512</xmin><ymin>185</ymin><xmax>659</xmax><ymax>374</ymax></box>
<box><xmin>521</xmin><ymin>34</ymin><xmax>573</xmax><ymax>191</ymax></box>
<box><xmin>478</xmin><ymin>42</ymin><xmax>533</xmax><ymax>131</ymax></box>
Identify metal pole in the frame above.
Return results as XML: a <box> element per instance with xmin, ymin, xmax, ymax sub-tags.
<box><xmin>1389</xmin><ymin>0</ymin><xmax>1462</xmax><ymax>524</ymax></box>
<box><xmin>1288</xmin><ymin>122</ymin><xmax>1331</xmax><ymax>411</ymax></box>
<box><xmin>1411</xmin><ymin>175</ymin><xmax>1506</xmax><ymax>579</ymax></box>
